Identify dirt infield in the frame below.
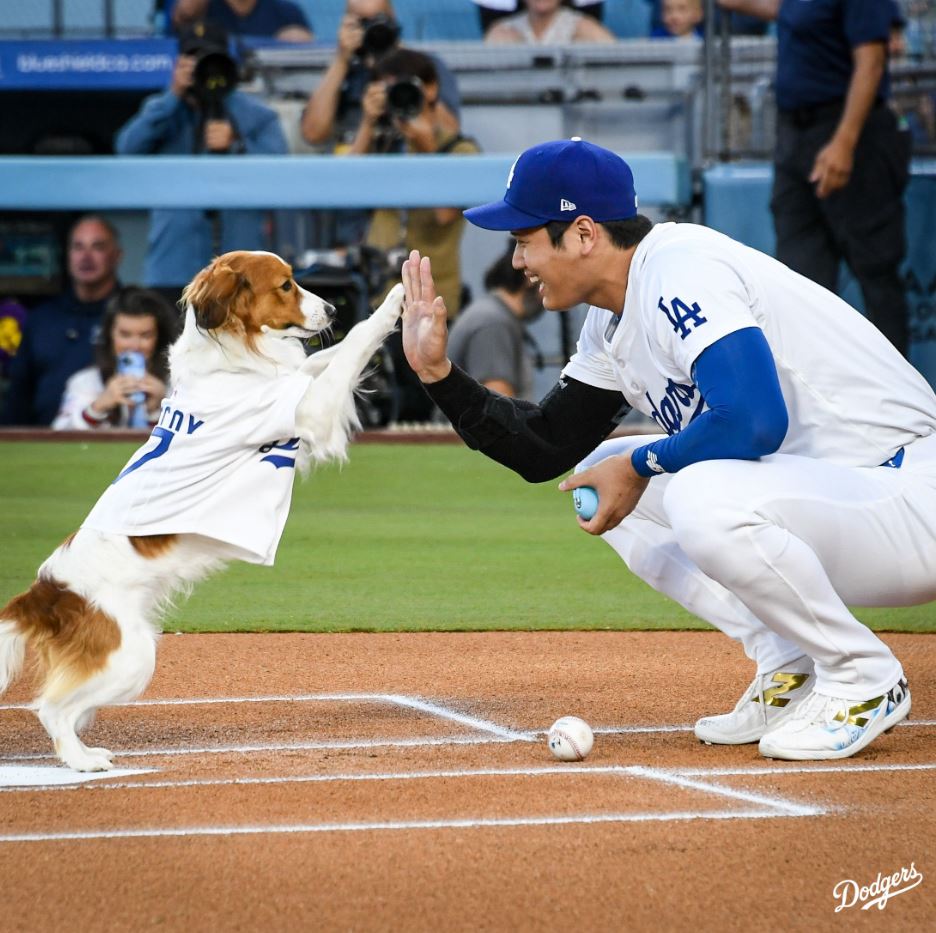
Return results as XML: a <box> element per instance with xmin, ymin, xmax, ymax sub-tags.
<box><xmin>1</xmin><ymin>631</ymin><xmax>933</xmax><ymax>932</ymax></box>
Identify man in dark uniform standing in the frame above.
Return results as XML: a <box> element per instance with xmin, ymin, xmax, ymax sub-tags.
<box><xmin>0</xmin><ymin>216</ymin><xmax>122</xmax><ymax>425</ymax></box>
<box><xmin>718</xmin><ymin>0</ymin><xmax>912</xmax><ymax>356</ymax></box>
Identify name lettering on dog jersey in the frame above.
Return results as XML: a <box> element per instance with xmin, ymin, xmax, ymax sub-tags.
<box><xmin>658</xmin><ymin>296</ymin><xmax>708</xmax><ymax>340</ymax></box>
<box><xmin>114</xmin><ymin>406</ymin><xmax>206</xmax><ymax>482</ymax></box>
<box><xmin>157</xmin><ymin>406</ymin><xmax>205</xmax><ymax>435</ymax></box>
<box><xmin>646</xmin><ymin>379</ymin><xmax>705</xmax><ymax>436</ymax></box>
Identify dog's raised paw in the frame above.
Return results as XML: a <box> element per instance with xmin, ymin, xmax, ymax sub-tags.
<box><xmin>378</xmin><ymin>283</ymin><xmax>405</xmax><ymax>320</ymax></box>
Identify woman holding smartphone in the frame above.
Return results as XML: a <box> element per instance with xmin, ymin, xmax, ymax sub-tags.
<box><xmin>53</xmin><ymin>287</ymin><xmax>179</xmax><ymax>430</ymax></box>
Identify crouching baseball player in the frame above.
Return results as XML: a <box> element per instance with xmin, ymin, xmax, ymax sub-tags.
<box><xmin>400</xmin><ymin>138</ymin><xmax>936</xmax><ymax>761</ymax></box>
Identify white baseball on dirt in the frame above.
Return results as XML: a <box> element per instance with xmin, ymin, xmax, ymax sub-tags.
<box><xmin>547</xmin><ymin>716</ymin><xmax>594</xmax><ymax>761</ymax></box>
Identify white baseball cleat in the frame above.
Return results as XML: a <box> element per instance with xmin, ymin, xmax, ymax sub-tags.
<box><xmin>694</xmin><ymin>655</ymin><xmax>814</xmax><ymax>745</ymax></box>
<box><xmin>758</xmin><ymin>678</ymin><xmax>911</xmax><ymax>761</ymax></box>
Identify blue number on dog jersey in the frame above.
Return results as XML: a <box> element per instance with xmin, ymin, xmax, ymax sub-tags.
<box><xmin>658</xmin><ymin>296</ymin><xmax>708</xmax><ymax>340</ymax></box>
<box><xmin>113</xmin><ymin>427</ymin><xmax>174</xmax><ymax>483</ymax></box>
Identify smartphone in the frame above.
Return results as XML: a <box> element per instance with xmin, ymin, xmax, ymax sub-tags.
<box><xmin>116</xmin><ymin>351</ymin><xmax>146</xmax><ymax>406</ymax></box>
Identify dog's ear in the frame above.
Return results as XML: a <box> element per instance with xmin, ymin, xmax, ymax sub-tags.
<box><xmin>183</xmin><ymin>260</ymin><xmax>248</xmax><ymax>331</ymax></box>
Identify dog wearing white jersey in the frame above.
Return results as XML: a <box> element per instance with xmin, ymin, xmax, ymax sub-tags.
<box><xmin>0</xmin><ymin>250</ymin><xmax>404</xmax><ymax>772</ymax></box>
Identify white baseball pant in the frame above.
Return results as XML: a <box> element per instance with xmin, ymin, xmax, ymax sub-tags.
<box><xmin>577</xmin><ymin>432</ymin><xmax>936</xmax><ymax>700</ymax></box>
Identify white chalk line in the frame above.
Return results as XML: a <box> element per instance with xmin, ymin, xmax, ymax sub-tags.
<box><xmin>0</xmin><ymin>809</ymin><xmax>799</xmax><ymax>844</ymax></box>
<box><xmin>588</xmin><ymin>721</ymin><xmax>936</xmax><ymax>735</ymax></box>
<box><xmin>381</xmin><ymin>694</ymin><xmax>528</xmax><ymax>742</ymax></box>
<box><xmin>0</xmin><ymin>693</ymin><xmax>529</xmax><ymax>742</ymax></box>
<box><xmin>0</xmin><ymin>760</ymin><xmax>823</xmax><ymax>829</ymax></box>
<box><xmin>628</xmin><ymin>766</ymin><xmax>821</xmax><ymax>817</ymax></box>
<box><xmin>1</xmin><ymin>733</ymin><xmax>522</xmax><ymax>764</ymax></box>
<box><xmin>5</xmin><ymin>760</ymin><xmax>932</xmax><ymax>795</ymax></box>
<box><xmin>673</xmin><ymin>761</ymin><xmax>936</xmax><ymax>777</ymax></box>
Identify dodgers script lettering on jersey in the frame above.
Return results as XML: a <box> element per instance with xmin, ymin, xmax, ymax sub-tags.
<box><xmin>646</xmin><ymin>378</ymin><xmax>705</xmax><ymax>436</ymax></box>
<box><xmin>82</xmin><ymin>369</ymin><xmax>315</xmax><ymax>565</ymax></box>
<box><xmin>645</xmin><ymin>296</ymin><xmax>708</xmax><ymax>434</ymax></box>
<box><xmin>561</xmin><ymin>222</ymin><xmax>936</xmax><ymax>466</ymax></box>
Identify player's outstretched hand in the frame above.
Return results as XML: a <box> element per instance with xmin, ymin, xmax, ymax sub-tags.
<box><xmin>401</xmin><ymin>249</ymin><xmax>452</xmax><ymax>383</ymax></box>
<box><xmin>558</xmin><ymin>454</ymin><xmax>650</xmax><ymax>535</ymax></box>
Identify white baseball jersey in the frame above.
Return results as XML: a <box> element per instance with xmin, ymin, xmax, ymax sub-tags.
<box><xmin>563</xmin><ymin>222</ymin><xmax>936</xmax><ymax>466</ymax></box>
<box><xmin>567</xmin><ymin>222</ymin><xmax>936</xmax><ymax>700</ymax></box>
<box><xmin>83</xmin><ymin>369</ymin><xmax>313</xmax><ymax>565</ymax></box>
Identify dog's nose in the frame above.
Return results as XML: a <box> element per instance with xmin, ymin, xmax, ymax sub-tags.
<box><xmin>324</xmin><ymin>302</ymin><xmax>337</xmax><ymax>323</ymax></box>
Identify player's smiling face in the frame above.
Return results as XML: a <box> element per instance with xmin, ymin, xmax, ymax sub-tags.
<box><xmin>510</xmin><ymin>225</ymin><xmax>584</xmax><ymax>311</ymax></box>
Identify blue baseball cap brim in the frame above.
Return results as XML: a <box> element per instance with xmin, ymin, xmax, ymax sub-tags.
<box><xmin>463</xmin><ymin>198</ymin><xmax>550</xmax><ymax>232</ymax></box>
<box><xmin>464</xmin><ymin>138</ymin><xmax>638</xmax><ymax>232</ymax></box>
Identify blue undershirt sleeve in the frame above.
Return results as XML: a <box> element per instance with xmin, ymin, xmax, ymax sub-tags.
<box><xmin>631</xmin><ymin>326</ymin><xmax>789</xmax><ymax>477</ymax></box>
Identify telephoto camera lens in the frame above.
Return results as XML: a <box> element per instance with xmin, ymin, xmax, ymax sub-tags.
<box><xmin>386</xmin><ymin>77</ymin><xmax>424</xmax><ymax>121</ymax></box>
<box><xmin>193</xmin><ymin>50</ymin><xmax>239</xmax><ymax>119</ymax></box>
<box><xmin>358</xmin><ymin>14</ymin><xmax>401</xmax><ymax>58</ymax></box>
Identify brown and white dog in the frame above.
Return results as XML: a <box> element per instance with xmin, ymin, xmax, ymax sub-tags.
<box><xmin>0</xmin><ymin>250</ymin><xmax>403</xmax><ymax>771</ymax></box>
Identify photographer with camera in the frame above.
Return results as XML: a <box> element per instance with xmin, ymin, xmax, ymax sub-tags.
<box><xmin>299</xmin><ymin>1</ymin><xmax>462</xmax><ymax>248</ymax></box>
<box><xmin>115</xmin><ymin>21</ymin><xmax>288</xmax><ymax>288</ymax></box>
<box><xmin>302</xmin><ymin>1</ymin><xmax>460</xmax><ymax>150</ymax></box>
<box><xmin>363</xmin><ymin>48</ymin><xmax>479</xmax><ymax>318</ymax></box>
<box><xmin>360</xmin><ymin>48</ymin><xmax>479</xmax><ymax>422</ymax></box>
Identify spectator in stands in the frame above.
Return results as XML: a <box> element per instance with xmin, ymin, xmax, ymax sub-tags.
<box><xmin>115</xmin><ymin>21</ymin><xmax>288</xmax><ymax>289</ymax></box>
<box><xmin>645</xmin><ymin>0</ymin><xmax>768</xmax><ymax>36</ymax></box>
<box><xmin>447</xmin><ymin>241</ymin><xmax>543</xmax><ymax>400</ymax></box>
<box><xmin>651</xmin><ymin>0</ymin><xmax>703</xmax><ymax>39</ymax></box>
<box><xmin>472</xmin><ymin>1</ymin><xmax>606</xmax><ymax>34</ymax></box>
<box><xmin>718</xmin><ymin>0</ymin><xmax>913</xmax><ymax>356</ymax></box>
<box><xmin>484</xmin><ymin>0</ymin><xmax>616</xmax><ymax>43</ymax></box>
<box><xmin>171</xmin><ymin>0</ymin><xmax>313</xmax><ymax>41</ymax></box>
<box><xmin>299</xmin><ymin>0</ymin><xmax>462</xmax><ymax>247</ymax></box>
<box><xmin>53</xmin><ymin>288</ymin><xmax>179</xmax><ymax>431</ymax></box>
<box><xmin>0</xmin><ymin>217</ymin><xmax>122</xmax><ymax>427</ymax></box>
<box><xmin>363</xmin><ymin>49</ymin><xmax>480</xmax><ymax>318</ymax></box>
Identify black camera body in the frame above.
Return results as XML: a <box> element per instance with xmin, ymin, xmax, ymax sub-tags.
<box><xmin>357</xmin><ymin>14</ymin><xmax>401</xmax><ymax>59</ymax></box>
<box><xmin>385</xmin><ymin>76</ymin><xmax>424</xmax><ymax>122</ymax></box>
<box><xmin>192</xmin><ymin>49</ymin><xmax>239</xmax><ymax>120</ymax></box>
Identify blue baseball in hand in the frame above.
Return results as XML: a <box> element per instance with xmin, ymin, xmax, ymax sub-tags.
<box><xmin>572</xmin><ymin>486</ymin><xmax>599</xmax><ymax>520</ymax></box>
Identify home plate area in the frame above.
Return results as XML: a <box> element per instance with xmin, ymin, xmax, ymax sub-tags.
<box><xmin>1</xmin><ymin>691</ymin><xmax>934</xmax><ymax>843</ymax></box>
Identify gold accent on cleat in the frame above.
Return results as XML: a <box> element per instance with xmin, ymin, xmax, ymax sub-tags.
<box><xmin>753</xmin><ymin>672</ymin><xmax>810</xmax><ymax>707</ymax></box>
<box><xmin>833</xmin><ymin>696</ymin><xmax>883</xmax><ymax>727</ymax></box>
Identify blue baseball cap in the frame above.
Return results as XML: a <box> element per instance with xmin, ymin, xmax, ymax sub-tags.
<box><xmin>464</xmin><ymin>138</ymin><xmax>638</xmax><ymax>231</ymax></box>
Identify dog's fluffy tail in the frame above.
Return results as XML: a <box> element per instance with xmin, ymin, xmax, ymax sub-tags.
<box><xmin>0</xmin><ymin>618</ymin><xmax>27</xmax><ymax>695</ymax></box>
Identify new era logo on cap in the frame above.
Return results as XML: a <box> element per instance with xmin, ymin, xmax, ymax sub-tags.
<box><xmin>465</xmin><ymin>137</ymin><xmax>638</xmax><ymax>231</ymax></box>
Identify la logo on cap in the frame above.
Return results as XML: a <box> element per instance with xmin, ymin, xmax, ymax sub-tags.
<box><xmin>560</xmin><ymin>198</ymin><xmax>577</xmax><ymax>211</ymax></box>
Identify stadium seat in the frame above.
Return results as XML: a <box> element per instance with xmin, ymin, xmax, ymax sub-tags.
<box><xmin>1</xmin><ymin>0</ymin><xmax>156</xmax><ymax>37</ymax></box>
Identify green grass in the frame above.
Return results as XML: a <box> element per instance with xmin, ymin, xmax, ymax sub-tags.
<box><xmin>2</xmin><ymin>440</ymin><xmax>934</xmax><ymax>633</ymax></box>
